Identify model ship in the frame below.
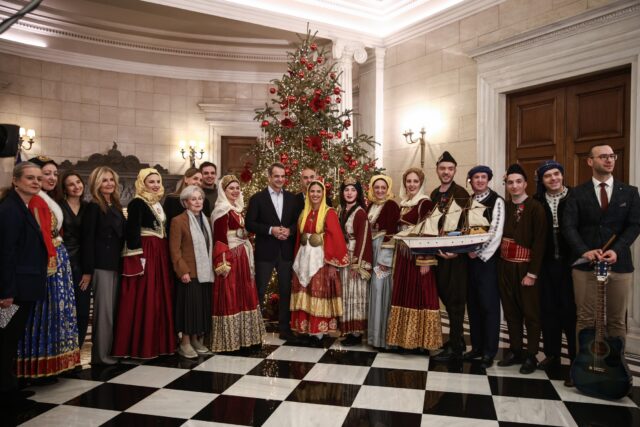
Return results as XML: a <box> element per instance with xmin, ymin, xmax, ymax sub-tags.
<box><xmin>395</xmin><ymin>199</ymin><xmax>492</xmax><ymax>255</ymax></box>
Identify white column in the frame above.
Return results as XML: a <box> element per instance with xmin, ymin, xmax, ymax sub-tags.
<box><xmin>374</xmin><ymin>47</ymin><xmax>385</xmax><ymax>167</ymax></box>
<box><xmin>332</xmin><ymin>39</ymin><xmax>368</xmax><ymax>117</ymax></box>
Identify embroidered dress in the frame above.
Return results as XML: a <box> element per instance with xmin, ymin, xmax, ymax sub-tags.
<box><xmin>291</xmin><ymin>208</ymin><xmax>349</xmax><ymax>335</ymax></box>
<box><xmin>112</xmin><ymin>198</ymin><xmax>176</xmax><ymax>359</ymax></box>
<box><xmin>339</xmin><ymin>206</ymin><xmax>373</xmax><ymax>335</ymax></box>
<box><xmin>211</xmin><ymin>210</ymin><xmax>265</xmax><ymax>352</ymax></box>
<box><xmin>17</xmin><ymin>193</ymin><xmax>80</xmax><ymax>377</ymax></box>
<box><xmin>386</xmin><ymin>199</ymin><xmax>442</xmax><ymax>350</ymax></box>
<box><xmin>366</xmin><ymin>199</ymin><xmax>400</xmax><ymax>347</ymax></box>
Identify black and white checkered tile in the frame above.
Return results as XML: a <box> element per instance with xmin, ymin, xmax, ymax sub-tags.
<box><xmin>8</xmin><ymin>320</ymin><xmax>640</xmax><ymax>427</ymax></box>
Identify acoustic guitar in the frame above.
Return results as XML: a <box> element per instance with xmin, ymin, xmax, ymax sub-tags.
<box><xmin>570</xmin><ymin>260</ymin><xmax>632</xmax><ymax>400</ymax></box>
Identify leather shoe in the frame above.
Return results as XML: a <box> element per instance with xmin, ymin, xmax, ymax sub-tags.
<box><xmin>497</xmin><ymin>351</ymin><xmax>524</xmax><ymax>367</ymax></box>
<box><xmin>307</xmin><ymin>336</ymin><xmax>324</xmax><ymax>348</ymax></box>
<box><xmin>480</xmin><ymin>356</ymin><xmax>494</xmax><ymax>369</ymax></box>
<box><xmin>564</xmin><ymin>378</ymin><xmax>575</xmax><ymax>388</ymax></box>
<box><xmin>537</xmin><ymin>355</ymin><xmax>561</xmax><ymax>370</ymax></box>
<box><xmin>519</xmin><ymin>355</ymin><xmax>538</xmax><ymax>374</ymax></box>
<box><xmin>433</xmin><ymin>346</ymin><xmax>462</xmax><ymax>362</ymax></box>
<box><xmin>463</xmin><ymin>349</ymin><xmax>483</xmax><ymax>360</ymax></box>
<box><xmin>278</xmin><ymin>331</ymin><xmax>298</xmax><ymax>342</ymax></box>
<box><xmin>341</xmin><ymin>334</ymin><xmax>362</xmax><ymax>347</ymax></box>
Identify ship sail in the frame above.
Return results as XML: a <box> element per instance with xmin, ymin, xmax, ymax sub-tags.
<box><xmin>442</xmin><ymin>200</ymin><xmax>463</xmax><ymax>233</ymax></box>
<box><xmin>421</xmin><ymin>208</ymin><xmax>442</xmax><ymax>236</ymax></box>
<box><xmin>468</xmin><ymin>200</ymin><xmax>490</xmax><ymax>228</ymax></box>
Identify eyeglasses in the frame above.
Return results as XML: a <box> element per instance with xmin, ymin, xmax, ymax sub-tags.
<box><xmin>590</xmin><ymin>154</ymin><xmax>617</xmax><ymax>161</ymax></box>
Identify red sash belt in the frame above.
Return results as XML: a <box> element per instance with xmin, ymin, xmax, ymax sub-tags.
<box><xmin>500</xmin><ymin>238</ymin><xmax>531</xmax><ymax>263</ymax></box>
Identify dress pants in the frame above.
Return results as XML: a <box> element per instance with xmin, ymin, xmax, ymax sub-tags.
<box><xmin>0</xmin><ymin>302</ymin><xmax>32</xmax><ymax>393</ymax></box>
<box><xmin>572</xmin><ymin>269</ymin><xmax>632</xmax><ymax>351</ymax></box>
<box><xmin>91</xmin><ymin>269</ymin><xmax>119</xmax><ymax>365</ymax></box>
<box><xmin>256</xmin><ymin>254</ymin><xmax>293</xmax><ymax>334</ymax></box>
<box><xmin>498</xmin><ymin>260</ymin><xmax>541</xmax><ymax>356</ymax></box>
<box><xmin>467</xmin><ymin>256</ymin><xmax>500</xmax><ymax>358</ymax></box>
<box><xmin>539</xmin><ymin>259</ymin><xmax>576</xmax><ymax>360</ymax></box>
<box><xmin>436</xmin><ymin>255</ymin><xmax>468</xmax><ymax>352</ymax></box>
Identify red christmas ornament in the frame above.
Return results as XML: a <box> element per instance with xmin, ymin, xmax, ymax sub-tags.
<box><xmin>335</xmin><ymin>97</ymin><xmax>341</xmax><ymax>104</ymax></box>
<box><xmin>283</xmin><ymin>111</ymin><xmax>289</xmax><ymax>117</ymax></box>
<box><xmin>261</xmin><ymin>120</ymin><xmax>269</xmax><ymax>127</ymax></box>
<box><xmin>336</xmin><ymin>130</ymin><xmax>342</xmax><ymax>138</ymax></box>
<box><xmin>322</xmin><ymin>151</ymin><xmax>329</xmax><ymax>160</ymax></box>
<box><xmin>297</xmin><ymin>71</ymin><xmax>305</xmax><ymax>78</ymax></box>
<box><xmin>344</xmin><ymin>119</ymin><xmax>351</xmax><ymax>128</ymax></box>
<box><xmin>309</xmin><ymin>94</ymin><xmax>327</xmax><ymax>112</ymax></box>
<box><xmin>280</xmin><ymin>152</ymin><xmax>289</xmax><ymax>164</ymax></box>
<box><xmin>327</xmin><ymin>132</ymin><xmax>334</xmax><ymax>139</ymax></box>
<box><xmin>280</xmin><ymin>102</ymin><xmax>288</xmax><ymax>110</ymax></box>
<box><xmin>300</xmin><ymin>96</ymin><xmax>307</xmax><ymax>103</ymax></box>
<box><xmin>292</xmin><ymin>159</ymin><xmax>299</xmax><ymax>166</ymax></box>
<box><xmin>269</xmin><ymin>87</ymin><xmax>277</xmax><ymax>94</ymax></box>
<box><xmin>339</xmin><ymin>167</ymin><xmax>345</xmax><ymax>175</ymax></box>
<box><xmin>330</xmin><ymin>72</ymin><xmax>337</xmax><ymax>79</ymax></box>
<box><xmin>300</xmin><ymin>57</ymin><xmax>307</xmax><ymax>64</ymax></box>
<box><xmin>325</xmin><ymin>182</ymin><xmax>332</xmax><ymax>191</ymax></box>
<box><xmin>287</xmin><ymin>95</ymin><xmax>296</xmax><ymax>103</ymax></box>
<box><xmin>280</xmin><ymin>118</ymin><xmax>295</xmax><ymax>128</ymax></box>
<box><xmin>333</xmin><ymin>87</ymin><xmax>341</xmax><ymax>95</ymax></box>
<box><xmin>324</xmin><ymin>96</ymin><xmax>331</xmax><ymax>103</ymax></box>
<box><xmin>310</xmin><ymin>42</ymin><xmax>318</xmax><ymax>51</ymax></box>
<box><xmin>320</xmin><ymin>129</ymin><xmax>327</xmax><ymax>137</ymax></box>
<box><xmin>316</xmin><ymin>56</ymin><xmax>324</xmax><ymax>64</ymax></box>
<box><xmin>306</xmin><ymin>63</ymin><xmax>314</xmax><ymax>71</ymax></box>
<box><xmin>274</xmin><ymin>136</ymin><xmax>282</xmax><ymax>146</ymax></box>
<box><xmin>364</xmin><ymin>164</ymin><xmax>370</xmax><ymax>171</ymax></box>
<box><xmin>285</xmin><ymin>167</ymin><xmax>291</xmax><ymax>175</ymax></box>
<box><xmin>314</xmin><ymin>89</ymin><xmax>322</xmax><ymax>96</ymax></box>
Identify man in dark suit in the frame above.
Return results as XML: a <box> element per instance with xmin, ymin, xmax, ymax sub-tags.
<box><xmin>563</xmin><ymin>144</ymin><xmax>640</xmax><ymax>355</ymax></box>
<box><xmin>246</xmin><ymin>162</ymin><xmax>299</xmax><ymax>340</ymax></box>
<box><xmin>0</xmin><ymin>163</ymin><xmax>48</xmax><ymax>409</ymax></box>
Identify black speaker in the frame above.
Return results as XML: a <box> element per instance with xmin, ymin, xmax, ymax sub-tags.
<box><xmin>0</xmin><ymin>124</ymin><xmax>19</xmax><ymax>158</ymax></box>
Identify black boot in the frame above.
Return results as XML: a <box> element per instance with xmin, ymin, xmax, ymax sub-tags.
<box><xmin>463</xmin><ymin>348</ymin><xmax>483</xmax><ymax>360</ymax></box>
<box><xmin>497</xmin><ymin>350</ymin><xmax>524</xmax><ymax>367</ymax></box>
<box><xmin>520</xmin><ymin>355</ymin><xmax>538</xmax><ymax>374</ymax></box>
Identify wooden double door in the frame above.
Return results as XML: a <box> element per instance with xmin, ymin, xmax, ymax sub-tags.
<box><xmin>507</xmin><ymin>67</ymin><xmax>631</xmax><ymax>192</ymax></box>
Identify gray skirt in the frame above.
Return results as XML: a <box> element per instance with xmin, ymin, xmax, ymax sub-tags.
<box><xmin>175</xmin><ymin>278</ymin><xmax>212</xmax><ymax>335</ymax></box>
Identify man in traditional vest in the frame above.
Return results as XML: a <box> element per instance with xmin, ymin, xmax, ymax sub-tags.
<box><xmin>431</xmin><ymin>151</ymin><xmax>471</xmax><ymax>362</ymax></box>
<box><xmin>497</xmin><ymin>164</ymin><xmax>547</xmax><ymax>374</ymax></box>
<box><xmin>464</xmin><ymin>165</ymin><xmax>504</xmax><ymax>369</ymax></box>
<box><xmin>533</xmin><ymin>160</ymin><xmax>575</xmax><ymax>385</ymax></box>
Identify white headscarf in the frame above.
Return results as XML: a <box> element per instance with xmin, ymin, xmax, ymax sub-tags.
<box><xmin>399</xmin><ymin>167</ymin><xmax>430</xmax><ymax>207</ymax></box>
<box><xmin>211</xmin><ymin>175</ymin><xmax>244</xmax><ymax>225</ymax></box>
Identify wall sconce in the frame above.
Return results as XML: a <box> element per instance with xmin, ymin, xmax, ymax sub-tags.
<box><xmin>19</xmin><ymin>127</ymin><xmax>36</xmax><ymax>151</ymax></box>
<box><xmin>179</xmin><ymin>140</ymin><xmax>205</xmax><ymax>168</ymax></box>
<box><xmin>402</xmin><ymin>128</ymin><xmax>426</xmax><ymax>169</ymax></box>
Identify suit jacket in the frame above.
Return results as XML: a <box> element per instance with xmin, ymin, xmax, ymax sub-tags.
<box><xmin>562</xmin><ymin>179</ymin><xmax>640</xmax><ymax>273</ymax></box>
<box><xmin>0</xmin><ymin>190</ymin><xmax>47</xmax><ymax>301</ymax></box>
<box><xmin>81</xmin><ymin>201</ymin><xmax>125</xmax><ymax>274</ymax></box>
<box><xmin>534</xmin><ymin>188</ymin><xmax>572</xmax><ymax>264</ymax></box>
<box><xmin>169</xmin><ymin>212</ymin><xmax>200</xmax><ymax>279</ymax></box>
<box><xmin>246</xmin><ymin>187</ymin><xmax>298</xmax><ymax>262</ymax></box>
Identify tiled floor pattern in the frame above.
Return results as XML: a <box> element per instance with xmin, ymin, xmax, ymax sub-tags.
<box><xmin>8</xmin><ymin>325</ymin><xmax>640</xmax><ymax>427</ymax></box>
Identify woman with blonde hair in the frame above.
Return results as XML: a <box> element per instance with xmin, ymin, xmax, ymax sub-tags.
<box><xmin>112</xmin><ymin>168</ymin><xmax>176</xmax><ymax>359</ymax></box>
<box><xmin>170</xmin><ymin>185</ymin><xmax>213</xmax><ymax>358</ymax></box>
<box><xmin>211</xmin><ymin>175</ymin><xmax>264</xmax><ymax>352</ymax></box>
<box><xmin>290</xmin><ymin>180</ymin><xmax>349</xmax><ymax>347</ymax></box>
<box><xmin>386</xmin><ymin>168</ymin><xmax>442</xmax><ymax>351</ymax></box>
<box><xmin>366</xmin><ymin>174</ymin><xmax>400</xmax><ymax>348</ymax></box>
<box><xmin>82</xmin><ymin>166</ymin><xmax>125</xmax><ymax>365</ymax></box>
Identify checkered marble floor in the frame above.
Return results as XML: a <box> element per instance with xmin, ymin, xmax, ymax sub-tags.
<box><xmin>8</xmin><ymin>327</ymin><xmax>640</xmax><ymax>427</ymax></box>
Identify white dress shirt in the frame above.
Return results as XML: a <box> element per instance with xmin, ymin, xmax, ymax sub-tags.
<box><xmin>592</xmin><ymin>176</ymin><xmax>614</xmax><ymax>207</ymax></box>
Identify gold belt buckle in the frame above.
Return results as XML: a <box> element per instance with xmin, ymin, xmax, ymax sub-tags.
<box><xmin>309</xmin><ymin>233</ymin><xmax>323</xmax><ymax>247</ymax></box>
<box><xmin>236</xmin><ymin>228</ymin><xmax>248</xmax><ymax>239</ymax></box>
<box><xmin>300</xmin><ymin>233</ymin><xmax>309</xmax><ymax>246</ymax></box>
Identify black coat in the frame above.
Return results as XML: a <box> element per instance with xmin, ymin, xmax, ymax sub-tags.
<box><xmin>534</xmin><ymin>188</ymin><xmax>572</xmax><ymax>264</ymax></box>
<box><xmin>562</xmin><ymin>179</ymin><xmax>640</xmax><ymax>273</ymax></box>
<box><xmin>246</xmin><ymin>188</ymin><xmax>298</xmax><ymax>262</ymax></box>
<box><xmin>81</xmin><ymin>201</ymin><xmax>125</xmax><ymax>274</ymax></box>
<box><xmin>60</xmin><ymin>199</ymin><xmax>87</xmax><ymax>269</ymax></box>
<box><xmin>0</xmin><ymin>190</ymin><xmax>47</xmax><ymax>301</ymax></box>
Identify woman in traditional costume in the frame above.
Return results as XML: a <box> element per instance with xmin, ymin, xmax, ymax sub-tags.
<box><xmin>366</xmin><ymin>174</ymin><xmax>400</xmax><ymax>348</ymax></box>
<box><xmin>386</xmin><ymin>168</ymin><xmax>442</xmax><ymax>350</ymax></box>
<box><xmin>291</xmin><ymin>180</ymin><xmax>349</xmax><ymax>347</ymax></box>
<box><xmin>17</xmin><ymin>156</ymin><xmax>80</xmax><ymax>380</ymax></box>
<box><xmin>169</xmin><ymin>185</ymin><xmax>214</xmax><ymax>358</ymax></box>
<box><xmin>338</xmin><ymin>177</ymin><xmax>373</xmax><ymax>346</ymax></box>
<box><xmin>112</xmin><ymin>168</ymin><xmax>176</xmax><ymax>359</ymax></box>
<box><xmin>210</xmin><ymin>175</ymin><xmax>264</xmax><ymax>352</ymax></box>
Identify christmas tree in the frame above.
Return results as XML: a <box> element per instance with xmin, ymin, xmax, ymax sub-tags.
<box><xmin>241</xmin><ymin>28</ymin><xmax>381</xmax><ymax>201</ymax></box>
